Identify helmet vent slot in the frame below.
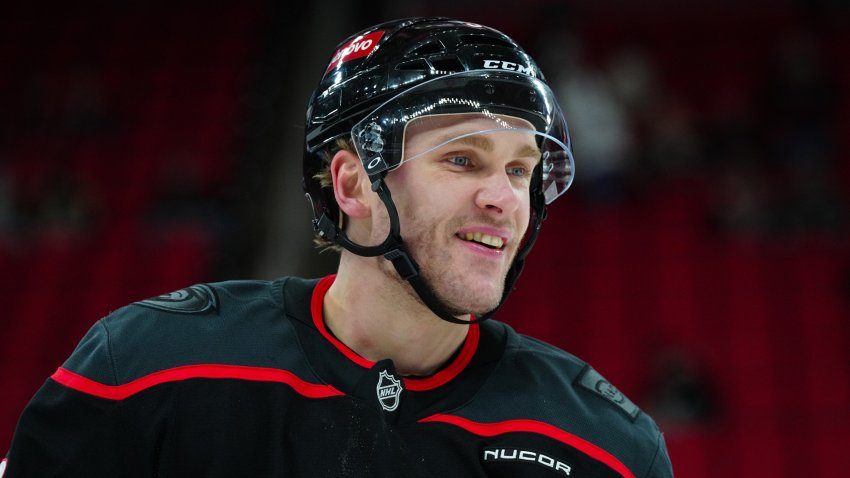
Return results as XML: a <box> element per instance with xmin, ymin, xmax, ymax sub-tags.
<box><xmin>406</xmin><ymin>40</ymin><xmax>445</xmax><ymax>57</ymax></box>
<box><xmin>429</xmin><ymin>57</ymin><xmax>465</xmax><ymax>73</ymax></box>
<box><xmin>396</xmin><ymin>59</ymin><xmax>431</xmax><ymax>71</ymax></box>
<box><xmin>460</xmin><ymin>34</ymin><xmax>514</xmax><ymax>49</ymax></box>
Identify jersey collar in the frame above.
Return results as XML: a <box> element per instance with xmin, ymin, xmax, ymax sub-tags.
<box><xmin>311</xmin><ymin>274</ymin><xmax>480</xmax><ymax>391</ymax></box>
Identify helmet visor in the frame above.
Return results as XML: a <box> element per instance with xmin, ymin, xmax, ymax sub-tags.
<box><xmin>351</xmin><ymin>70</ymin><xmax>574</xmax><ymax>204</ymax></box>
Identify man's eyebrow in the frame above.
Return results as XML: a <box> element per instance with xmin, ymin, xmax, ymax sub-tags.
<box><xmin>436</xmin><ymin>133</ymin><xmax>494</xmax><ymax>152</ymax></box>
<box><xmin>515</xmin><ymin>143</ymin><xmax>542</xmax><ymax>161</ymax></box>
<box><xmin>435</xmin><ymin>134</ymin><xmax>542</xmax><ymax>160</ymax></box>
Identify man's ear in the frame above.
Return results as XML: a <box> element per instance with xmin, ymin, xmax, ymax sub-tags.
<box><xmin>330</xmin><ymin>149</ymin><xmax>372</xmax><ymax>219</ymax></box>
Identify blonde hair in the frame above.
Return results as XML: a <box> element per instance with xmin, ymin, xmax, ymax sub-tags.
<box><xmin>312</xmin><ymin>137</ymin><xmax>357</xmax><ymax>252</ymax></box>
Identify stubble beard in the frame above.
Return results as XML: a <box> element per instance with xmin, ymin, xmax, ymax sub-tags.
<box><xmin>375</xmin><ymin>209</ymin><xmax>511</xmax><ymax>318</ymax></box>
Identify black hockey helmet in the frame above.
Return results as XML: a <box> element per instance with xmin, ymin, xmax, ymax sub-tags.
<box><xmin>302</xmin><ymin>17</ymin><xmax>575</xmax><ymax>324</ymax></box>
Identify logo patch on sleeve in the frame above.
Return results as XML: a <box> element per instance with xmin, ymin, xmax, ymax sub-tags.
<box><xmin>576</xmin><ymin>365</ymin><xmax>640</xmax><ymax>420</ymax></box>
<box><xmin>135</xmin><ymin>284</ymin><xmax>218</xmax><ymax>314</ymax></box>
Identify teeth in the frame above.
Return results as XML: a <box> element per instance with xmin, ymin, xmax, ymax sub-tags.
<box><xmin>462</xmin><ymin>232</ymin><xmax>504</xmax><ymax>249</ymax></box>
<box><xmin>483</xmin><ymin>235</ymin><xmax>504</xmax><ymax>248</ymax></box>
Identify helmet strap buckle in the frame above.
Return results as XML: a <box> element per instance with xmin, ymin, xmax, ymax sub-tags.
<box><xmin>383</xmin><ymin>248</ymin><xmax>419</xmax><ymax>280</ymax></box>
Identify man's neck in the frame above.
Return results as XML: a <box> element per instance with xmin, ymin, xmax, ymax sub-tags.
<box><xmin>322</xmin><ymin>254</ymin><xmax>470</xmax><ymax>377</ymax></box>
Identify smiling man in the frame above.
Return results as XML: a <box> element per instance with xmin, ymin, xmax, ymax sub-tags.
<box><xmin>376</xmin><ymin>115</ymin><xmax>540</xmax><ymax>314</ymax></box>
<box><xmin>4</xmin><ymin>17</ymin><xmax>673</xmax><ymax>477</ymax></box>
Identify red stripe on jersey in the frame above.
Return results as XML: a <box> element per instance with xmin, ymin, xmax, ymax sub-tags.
<box><xmin>404</xmin><ymin>323</ymin><xmax>478</xmax><ymax>392</ymax></box>
<box><xmin>51</xmin><ymin>364</ymin><xmax>344</xmax><ymax>401</ymax></box>
<box><xmin>310</xmin><ymin>275</ymin><xmax>479</xmax><ymax>391</ymax></box>
<box><xmin>311</xmin><ymin>275</ymin><xmax>373</xmax><ymax>369</ymax></box>
<box><xmin>418</xmin><ymin>414</ymin><xmax>636</xmax><ymax>478</ymax></box>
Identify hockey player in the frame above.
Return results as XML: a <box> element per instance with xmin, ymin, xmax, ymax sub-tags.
<box><xmin>4</xmin><ymin>18</ymin><xmax>673</xmax><ymax>477</ymax></box>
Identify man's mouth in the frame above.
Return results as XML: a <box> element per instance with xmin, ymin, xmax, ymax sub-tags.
<box><xmin>457</xmin><ymin>232</ymin><xmax>505</xmax><ymax>250</ymax></box>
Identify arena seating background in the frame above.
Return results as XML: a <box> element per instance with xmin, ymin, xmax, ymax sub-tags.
<box><xmin>1</xmin><ymin>2</ymin><xmax>848</xmax><ymax>476</ymax></box>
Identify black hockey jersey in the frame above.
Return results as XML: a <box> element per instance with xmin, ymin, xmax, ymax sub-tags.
<box><xmin>4</xmin><ymin>275</ymin><xmax>673</xmax><ymax>477</ymax></box>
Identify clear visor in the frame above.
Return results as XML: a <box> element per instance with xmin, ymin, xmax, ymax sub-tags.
<box><xmin>351</xmin><ymin>70</ymin><xmax>575</xmax><ymax>204</ymax></box>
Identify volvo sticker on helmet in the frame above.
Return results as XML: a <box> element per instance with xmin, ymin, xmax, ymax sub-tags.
<box><xmin>482</xmin><ymin>59</ymin><xmax>536</xmax><ymax>76</ymax></box>
<box><xmin>326</xmin><ymin>30</ymin><xmax>385</xmax><ymax>73</ymax></box>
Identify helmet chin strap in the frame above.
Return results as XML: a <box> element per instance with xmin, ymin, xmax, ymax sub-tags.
<box><xmin>313</xmin><ymin>169</ymin><xmax>547</xmax><ymax>326</ymax></box>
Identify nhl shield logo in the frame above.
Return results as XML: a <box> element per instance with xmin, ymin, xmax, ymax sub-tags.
<box><xmin>376</xmin><ymin>370</ymin><xmax>403</xmax><ymax>412</ymax></box>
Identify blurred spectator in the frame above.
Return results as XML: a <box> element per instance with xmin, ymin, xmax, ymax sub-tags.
<box><xmin>549</xmin><ymin>38</ymin><xmax>636</xmax><ymax>203</ymax></box>
<box><xmin>704</xmin><ymin>116</ymin><xmax>772</xmax><ymax>238</ymax></box>
<box><xmin>709</xmin><ymin>161</ymin><xmax>771</xmax><ymax>239</ymax></box>
<box><xmin>148</xmin><ymin>152</ymin><xmax>213</xmax><ymax>231</ymax></box>
<box><xmin>146</xmin><ymin>150</ymin><xmax>236</xmax><ymax>264</ymax></box>
<box><xmin>17</xmin><ymin>74</ymin><xmax>55</xmax><ymax>135</ymax></box>
<box><xmin>607</xmin><ymin>47</ymin><xmax>659</xmax><ymax>115</ymax></box>
<box><xmin>0</xmin><ymin>162</ymin><xmax>17</xmax><ymax>239</ymax></box>
<box><xmin>64</xmin><ymin>67</ymin><xmax>114</xmax><ymax>136</ymax></box>
<box><xmin>638</xmin><ymin>97</ymin><xmax>703</xmax><ymax>185</ymax></box>
<box><xmin>543</xmin><ymin>34</ymin><xmax>705</xmax><ymax>203</ymax></box>
<box><xmin>703</xmin><ymin>27</ymin><xmax>847</xmax><ymax>240</ymax></box>
<box><xmin>36</xmin><ymin>172</ymin><xmax>101</xmax><ymax>246</ymax></box>
<box><xmin>758</xmin><ymin>29</ymin><xmax>846</xmax><ymax>237</ymax></box>
<box><xmin>644</xmin><ymin>347</ymin><xmax>720</xmax><ymax>430</ymax></box>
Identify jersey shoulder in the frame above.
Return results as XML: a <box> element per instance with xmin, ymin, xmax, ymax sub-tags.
<box><xmin>475</xmin><ymin>322</ymin><xmax>670</xmax><ymax>475</ymax></box>
<box><xmin>511</xmin><ymin>330</ymin><xmax>642</xmax><ymax>421</ymax></box>
<box><xmin>62</xmin><ymin>277</ymin><xmax>318</xmax><ymax>386</ymax></box>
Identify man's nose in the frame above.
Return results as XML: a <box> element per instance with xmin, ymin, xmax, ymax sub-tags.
<box><xmin>474</xmin><ymin>171</ymin><xmax>520</xmax><ymax>215</ymax></box>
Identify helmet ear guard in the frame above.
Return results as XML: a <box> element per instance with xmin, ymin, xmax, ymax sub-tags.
<box><xmin>302</xmin><ymin>17</ymin><xmax>574</xmax><ymax>324</ymax></box>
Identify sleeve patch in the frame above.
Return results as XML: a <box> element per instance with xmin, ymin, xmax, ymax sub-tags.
<box><xmin>135</xmin><ymin>284</ymin><xmax>218</xmax><ymax>314</ymax></box>
<box><xmin>576</xmin><ymin>365</ymin><xmax>640</xmax><ymax>421</ymax></box>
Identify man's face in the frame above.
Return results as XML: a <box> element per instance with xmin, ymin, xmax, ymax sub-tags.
<box><xmin>376</xmin><ymin>114</ymin><xmax>540</xmax><ymax>316</ymax></box>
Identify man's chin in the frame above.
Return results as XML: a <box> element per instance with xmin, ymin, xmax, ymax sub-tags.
<box><xmin>439</xmin><ymin>285</ymin><xmax>504</xmax><ymax>317</ymax></box>
<box><xmin>388</xmin><ymin>261</ymin><xmax>506</xmax><ymax>317</ymax></box>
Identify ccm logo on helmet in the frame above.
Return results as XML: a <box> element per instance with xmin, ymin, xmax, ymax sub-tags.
<box><xmin>483</xmin><ymin>59</ymin><xmax>535</xmax><ymax>76</ymax></box>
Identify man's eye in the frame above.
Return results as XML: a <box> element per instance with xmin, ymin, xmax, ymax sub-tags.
<box><xmin>447</xmin><ymin>156</ymin><xmax>470</xmax><ymax>167</ymax></box>
<box><xmin>508</xmin><ymin>166</ymin><xmax>527</xmax><ymax>177</ymax></box>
